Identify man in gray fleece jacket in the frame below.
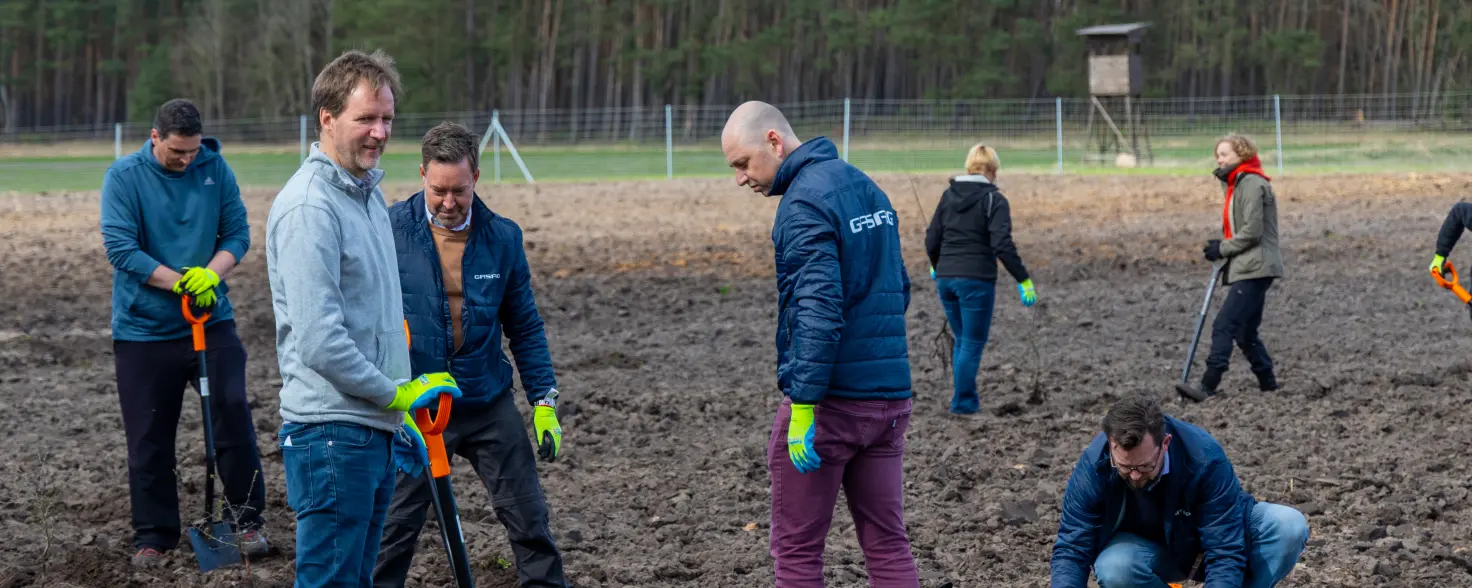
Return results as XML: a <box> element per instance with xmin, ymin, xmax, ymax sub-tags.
<box><xmin>265</xmin><ymin>49</ymin><xmax>462</xmax><ymax>587</ymax></box>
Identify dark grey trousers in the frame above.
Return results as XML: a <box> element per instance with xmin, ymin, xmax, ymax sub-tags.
<box><xmin>371</xmin><ymin>390</ymin><xmax>567</xmax><ymax>587</ymax></box>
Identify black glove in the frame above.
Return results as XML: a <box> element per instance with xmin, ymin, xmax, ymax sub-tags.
<box><xmin>1203</xmin><ymin>240</ymin><xmax>1223</xmax><ymax>262</ymax></box>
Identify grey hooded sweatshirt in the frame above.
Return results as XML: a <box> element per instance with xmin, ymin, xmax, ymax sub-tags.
<box><xmin>266</xmin><ymin>143</ymin><xmax>410</xmax><ymax>432</ymax></box>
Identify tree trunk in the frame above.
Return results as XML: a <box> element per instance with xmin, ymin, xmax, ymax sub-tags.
<box><xmin>84</xmin><ymin>39</ymin><xmax>96</xmax><ymax>127</ymax></box>
<box><xmin>1337</xmin><ymin>0</ymin><xmax>1349</xmax><ymax>106</ymax></box>
<box><xmin>466</xmin><ymin>0</ymin><xmax>475</xmax><ymax>109</ymax></box>
<box><xmin>570</xmin><ymin>41</ymin><xmax>583</xmax><ymax>141</ymax></box>
<box><xmin>1383</xmin><ymin>0</ymin><xmax>1398</xmax><ymax>98</ymax></box>
<box><xmin>323</xmin><ymin>0</ymin><xmax>334</xmax><ymax>65</ymax></box>
<box><xmin>213</xmin><ymin>0</ymin><xmax>226</xmax><ymax>120</ymax></box>
<box><xmin>629</xmin><ymin>5</ymin><xmax>643</xmax><ymax>142</ymax></box>
<box><xmin>33</xmin><ymin>1</ymin><xmax>45</xmax><ymax>127</ymax></box>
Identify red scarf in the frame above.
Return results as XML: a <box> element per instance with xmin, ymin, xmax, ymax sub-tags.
<box><xmin>1222</xmin><ymin>155</ymin><xmax>1269</xmax><ymax>239</ymax></box>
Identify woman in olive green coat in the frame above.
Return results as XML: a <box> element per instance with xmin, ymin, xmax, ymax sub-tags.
<box><xmin>1179</xmin><ymin>134</ymin><xmax>1283</xmax><ymax>402</ymax></box>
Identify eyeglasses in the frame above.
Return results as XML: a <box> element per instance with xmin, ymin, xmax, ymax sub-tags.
<box><xmin>1110</xmin><ymin>445</ymin><xmax>1163</xmax><ymax>475</ymax></box>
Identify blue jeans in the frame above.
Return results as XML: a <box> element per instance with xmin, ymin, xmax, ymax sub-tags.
<box><xmin>279</xmin><ymin>421</ymin><xmax>398</xmax><ymax>588</ymax></box>
<box><xmin>935</xmin><ymin>278</ymin><xmax>996</xmax><ymax>414</ymax></box>
<box><xmin>1092</xmin><ymin>502</ymin><xmax>1309</xmax><ymax>588</ymax></box>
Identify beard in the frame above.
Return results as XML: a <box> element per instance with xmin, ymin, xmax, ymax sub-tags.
<box><xmin>338</xmin><ymin>139</ymin><xmax>384</xmax><ymax>175</ymax></box>
<box><xmin>1122</xmin><ymin>472</ymin><xmax>1159</xmax><ymax>490</ymax></box>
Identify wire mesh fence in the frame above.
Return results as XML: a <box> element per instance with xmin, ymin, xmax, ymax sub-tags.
<box><xmin>3</xmin><ymin>92</ymin><xmax>1471</xmax><ymax>193</ymax></box>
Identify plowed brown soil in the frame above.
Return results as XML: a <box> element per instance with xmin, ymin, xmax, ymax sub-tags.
<box><xmin>3</xmin><ymin>171</ymin><xmax>1472</xmax><ymax>587</ymax></box>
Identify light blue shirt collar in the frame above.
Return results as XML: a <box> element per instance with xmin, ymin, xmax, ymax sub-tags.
<box><xmin>1144</xmin><ymin>449</ymin><xmax>1171</xmax><ymax>491</ymax></box>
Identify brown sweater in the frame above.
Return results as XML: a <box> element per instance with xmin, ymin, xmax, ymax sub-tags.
<box><xmin>429</xmin><ymin>222</ymin><xmax>469</xmax><ymax>350</ymax></box>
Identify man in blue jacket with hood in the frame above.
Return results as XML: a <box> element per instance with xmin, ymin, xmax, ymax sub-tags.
<box><xmin>373</xmin><ymin>122</ymin><xmax>567</xmax><ymax>587</ymax></box>
<box><xmin>100</xmin><ymin>98</ymin><xmax>270</xmax><ymax>566</ymax></box>
<box><xmin>1050</xmin><ymin>394</ymin><xmax>1309</xmax><ymax>588</ymax></box>
<box><xmin>722</xmin><ymin>101</ymin><xmax>918</xmax><ymax>587</ymax></box>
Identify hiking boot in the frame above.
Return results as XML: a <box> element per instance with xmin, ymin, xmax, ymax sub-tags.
<box><xmin>1176</xmin><ymin>368</ymin><xmax>1223</xmax><ymax>403</ymax></box>
<box><xmin>237</xmin><ymin>528</ymin><xmax>271</xmax><ymax>557</ymax></box>
<box><xmin>1255</xmin><ymin>370</ymin><xmax>1280</xmax><ymax>392</ymax></box>
<box><xmin>131</xmin><ymin>546</ymin><xmax>164</xmax><ymax>567</ymax></box>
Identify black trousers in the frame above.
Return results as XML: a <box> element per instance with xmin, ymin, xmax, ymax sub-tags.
<box><xmin>1205</xmin><ymin>277</ymin><xmax>1275</xmax><ymax>375</ymax></box>
<box><xmin>372</xmin><ymin>389</ymin><xmax>567</xmax><ymax>588</ymax></box>
<box><xmin>113</xmin><ymin>319</ymin><xmax>266</xmax><ymax>550</ymax></box>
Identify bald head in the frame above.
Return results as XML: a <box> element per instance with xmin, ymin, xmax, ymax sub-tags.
<box><xmin>722</xmin><ymin>101</ymin><xmax>799</xmax><ymax>147</ymax></box>
<box><xmin>721</xmin><ymin>101</ymin><xmax>802</xmax><ymax>196</ymax></box>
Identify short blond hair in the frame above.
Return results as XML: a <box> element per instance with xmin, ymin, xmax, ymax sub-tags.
<box><xmin>965</xmin><ymin>143</ymin><xmax>1000</xmax><ymax>175</ymax></box>
<box><xmin>1216</xmin><ymin>134</ymin><xmax>1258</xmax><ymax>160</ymax></box>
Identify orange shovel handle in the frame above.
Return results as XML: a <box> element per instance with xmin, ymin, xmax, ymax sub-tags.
<box><xmin>181</xmin><ymin>296</ymin><xmax>211</xmax><ymax>352</ymax></box>
<box><xmin>402</xmin><ymin>320</ymin><xmax>454</xmax><ymax>478</ymax></box>
<box><xmin>1432</xmin><ymin>260</ymin><xmax>1472</xmax><ymax>304</ymax></box>
<box><xmin>415</xmin><ymin>395</ymin><xmax>454</xmax><ymax>478</ymax></box>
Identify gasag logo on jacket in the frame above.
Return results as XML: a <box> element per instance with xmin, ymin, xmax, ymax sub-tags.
<box><xmin>848</xmin><ymin>210</ymin><xmax>896</xmax><ymax>234</ymax></box>
<box><xmin>473</xmin><ymin>273</ymin><xmax>501</xmax><ymax>280</ymax></box>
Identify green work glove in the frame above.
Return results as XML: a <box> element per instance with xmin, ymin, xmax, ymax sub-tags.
<box><xmin>175</xmin><ymin>267</ymin><xmax>221</xmax><ymax>297</ymax></box>
<box><xmin>393</xmin><ymin>412</ymin><xmax>429</xmax><ymax>478</ymax></box>
<box><xmin>787</xmin><ymin>403</ymin><xmax>820</xmax><ymax>473</ymax></box>
<box><xmin>534</xmin><ymin>396</ymin><xmax>563</xmax><ymax>461</ymax></box>
<box><xmin>1018</xmin><ymin>279</ymin><xmax>1037</xmax><ymax>307</ymax></box>
<box><xmin>188</xmin><ymin>288</ymin><xmax>218</xmax><ymax>309</ymax></box>
<box><xmin>385</xmin><ymin>373</ymin><xmax>462</xmax><ymax>412</ymax></box>
<box><xmin>1432</xmin><ymin>254</ymin><xmax>1448</xmax><ymax>274</ymax></box>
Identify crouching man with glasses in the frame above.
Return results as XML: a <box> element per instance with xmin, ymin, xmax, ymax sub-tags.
<box><xmin>1048</xmin><ymin>394</ymin><xmax>1310</xmax><ymax>588</ymax></box>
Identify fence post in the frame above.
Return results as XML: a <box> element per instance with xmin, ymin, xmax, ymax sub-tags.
<box><xmin>492</xmin><ymin>109</ymin><xmax>502</xmax><ymax>184</ymax></box>
<box><xmin>1273</xmin><ymin>95</ymin><xmax>1284</xmax><ymax>176</ymax></box>
<box><xmin>114</xmin><ymin>123</ymin><xmax>122</xmax><ymax>159</ymax></box>
<box><xmin>842</xmin><ymin>98</ymin><xmax>851</xmax><ymax>162</ymax></box>
<box><xmin>665</xmin><ymin>104</ymin><xmax>673</xmax><ymax>180</ymax></box>
<box><xmin>491</xmin><ymin>117</ymin><xmax>535</xmax><ymax>184</ymax></box>
<box><xmin>1055</xmin><ymin>97</ymin><xmax>1064</xmax><ymax>174</ymax></box>
<box><xmin>299</xmin><ymin>115</ymin><xmax>308</xmax><ymax>161</ymax></box>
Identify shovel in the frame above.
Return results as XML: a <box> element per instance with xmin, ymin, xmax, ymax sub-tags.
<box><xmin>1175</xmin><ymin>263</ymin><xmax>1224</xmax><ymax>402</ymax></box>
<box><xmin>416</xmin><ymin>395</ymin><xmax>475</xmax><ymax>587</ymax></box>
<box><xmin>404</xmin><ymin>322</ymin><xmax>475</xmax><ymax>587</ymax></box>
<box><xmin>1431</xmin><ymin>259</ymin><xmax>1472</xmax><ymax>304</ymax></box>
<box><xmin>181</xmin><ymin>295</ymin><xmax>243</xmax><ymax>572</ymax></box>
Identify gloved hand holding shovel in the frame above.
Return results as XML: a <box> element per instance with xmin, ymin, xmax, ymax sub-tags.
<box><xmin>1429</xmin><ymin>256</ymin><xmax>1472</xmax><ymax>321</ymax></box>
<box><xmin>396</xmin><ymin>326</ymin><xmax>475</xmax><ymax>587</ymax></box>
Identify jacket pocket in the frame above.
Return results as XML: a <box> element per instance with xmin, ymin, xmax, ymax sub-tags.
<box><xmin>374</xmin><ymin>327</ymin><xmax>410</xmax><ymax>379</ymax></box>
<box><xmin>1237</xmin><ymin>253</ymin><xmax>1264</xmax><ymax>274</ymax></box>
<box><xmin>117</xmin><ymin>281</ymin><xmax>143</xmax><ymax>316</ymax></box>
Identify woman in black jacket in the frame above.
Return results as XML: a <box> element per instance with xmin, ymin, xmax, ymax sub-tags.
<box><xmin>924</xmin><ymin>143</ymin><xmax>1036</xmax><ymax>415</ymax></box>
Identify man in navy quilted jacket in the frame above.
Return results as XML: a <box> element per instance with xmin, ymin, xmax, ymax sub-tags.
<box><xmin>373</xmin><ymin>122</ymin><xmax>567</xmax><ymax>587</ymax></box>
<box><xmin>721</xmin><ymin>101</ymin><xmax>917</xmax><ymax>588</ymax></box>
<box><xmin>1050</xmin><ymin>394</ymin><xmax>1309</xmax><ymax>588</ymax></box>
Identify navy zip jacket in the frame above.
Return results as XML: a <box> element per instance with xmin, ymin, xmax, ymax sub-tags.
<box><xmin>389</xmin><ymin>191</ymin><xmax>556</xmax><ymax>408</ymax></box>
<box><xmin>769</xmin><ymin>137</ymin><xmax>912</xmax><ymax>404</ymax></box>
<box><xmin>101</xmin><ymin>138</ymin><xmax>249</xmax><ymax>341</ymax></box>
<box><xmin>1050</xmin><ymin>416</ymin><xmax>1257</xmax><ymax>588</ymax></box>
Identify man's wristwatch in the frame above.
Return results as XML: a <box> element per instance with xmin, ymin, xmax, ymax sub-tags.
<box><xmin>536</xmin><ymin>388</ymin><xmax>559</xmax><ymax>408</ymax></box>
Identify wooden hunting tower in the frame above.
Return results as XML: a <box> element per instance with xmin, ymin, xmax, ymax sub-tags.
<box><xmin>1076</xmin><ymin>22</ymin><xmax>1153</xmax><ymax>166</ymax></box>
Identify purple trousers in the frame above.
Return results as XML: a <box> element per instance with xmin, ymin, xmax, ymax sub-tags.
<box><xmin>767</xmin><ymin>396</ymin><xmax>919</xmax><ymax>588</ymax></box>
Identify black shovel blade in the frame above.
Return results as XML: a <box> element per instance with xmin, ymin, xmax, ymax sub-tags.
<box><xmin>187</xmin><ymin>522</ymin><xmax>242</xmax><ymax>572</ymax></box>
<box><xmin>1175</xmin><ymin>382</ymin><xmax>1209</xmax><ymax>403</ymax></box>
